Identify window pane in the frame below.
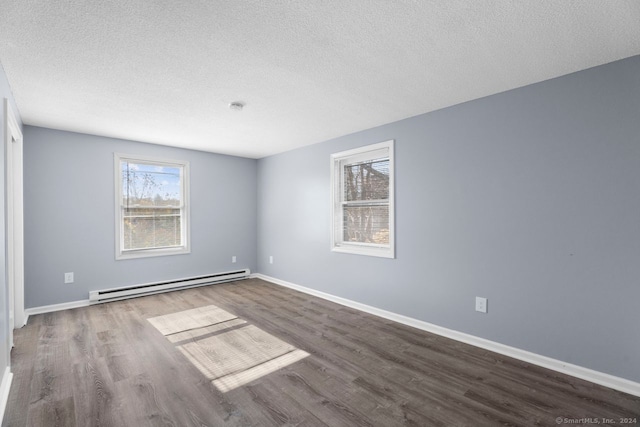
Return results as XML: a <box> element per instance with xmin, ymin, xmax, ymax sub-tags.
<box><xmin>122</xmin><ymin>162</ymin><xmax>181</xmax><ymax>207</ymax></box>
<box><xmin>121</xmin><ymin>161</ymin><xmax>183</xmax><ymax>251</ymax></box>
<box><xmin>343</xmin><ymin>205</ymin><xmax>389</xmax><ymax>244</ymax></box>
<box><xmin>344</xmin><ymin>158</ymin><xmax>389</xmax><ymax>201</ymax></box>
<box><xmin>123</xmin><ymin>207</ymin><xmax>181</xmax><ymax>250</ymax></box>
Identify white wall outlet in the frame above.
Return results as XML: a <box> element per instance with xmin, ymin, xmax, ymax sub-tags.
<box><xmin>269</xmin><ymin>255</ymin><xmax>274</xmax><ymax>264</ymax></box>
<box><xmin>475</xmin><ymin>297</ymin><xmax>488</xmax><ymax>313</ymax></box>
<box><xmin>64</xmin><ymin>272</ymin><xmax>74</xmax><ymax>284</ymax></box>
<box><xmin>232</xmin><ymin>256</ymin><xmax>237</xmax><ymax>263</ymax></box>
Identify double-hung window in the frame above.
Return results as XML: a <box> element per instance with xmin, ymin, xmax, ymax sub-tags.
<box><xmin>331</xmin><ymin>140</ymin><xmax>395</xmax><ymax>258</ymax></box>
<box><xmin>115</xmin><ymin>153</ymin><xmax>190</xmax><ymax>259</ymax></box>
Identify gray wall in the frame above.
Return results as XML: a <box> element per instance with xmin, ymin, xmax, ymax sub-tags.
<box><xmin>24</xmin><ymin>126</ymin><xmax>257</xmax><ymax>308</ymax></box>
<box><xmin>0</xmin><ymin>62</ymin><xmax>23</xmax><ymax>378</ymax></box>
<box><xmin>257</xmin><ymin>55</ymin><xmax>640</xmax><ymax>382</ymax></box>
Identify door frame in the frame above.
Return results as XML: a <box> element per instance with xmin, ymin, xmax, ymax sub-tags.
<box><xmin>4</xmin><ymin>98</ymin><xmax>24</xmax><ymax>355</ymax></box>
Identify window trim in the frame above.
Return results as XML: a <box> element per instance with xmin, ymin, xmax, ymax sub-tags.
<box><xmin>114</xmin><ymin>153</ymin><xmax>191</xmax><ymax>260</ymax></box>
<box><xmin>330</xmin><ymin>140</ymin><xmax>395</xmax><ymax>258</ymax></box>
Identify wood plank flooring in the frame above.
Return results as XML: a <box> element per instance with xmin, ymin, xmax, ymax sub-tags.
<box><xmin>3</xmin><ymin>278</ymin><xmax>639</xmax><ymax>426</ymax></box>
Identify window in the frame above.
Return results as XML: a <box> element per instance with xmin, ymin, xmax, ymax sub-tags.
<box><xmin>115</xmin><ymin>153</ymin><xmax>190</xmax><ymax>259</ymax></box>
<box><xmin>331</xmin><ymin>140</ymin><xmax>395</xmax><ymax>258</ymax></box>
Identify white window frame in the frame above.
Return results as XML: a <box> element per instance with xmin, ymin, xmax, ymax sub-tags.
<box><xmin>330</xmin><ymin>140</ymin><xmax>395</xmax><ymax>258</ymax></box>
<box><xmin>114</xmin><ymin>153</ymin><xmax>191</xmax><ymax>260</ymax></box>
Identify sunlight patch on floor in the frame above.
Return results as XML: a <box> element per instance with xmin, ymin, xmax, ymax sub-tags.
<box><xmin>148</xmin><ymin>304</ymin><xmax>309</xmax><ymax>392</ymax></box>
<box><xmin>212</xmin><ymin>349</ymin><xmax>309</xmax><ymax>392</ymax></box>
<box><xmin>147</xmin><ymin>304</ymin><xmax>238</xmax><ymax>335</ymax></box>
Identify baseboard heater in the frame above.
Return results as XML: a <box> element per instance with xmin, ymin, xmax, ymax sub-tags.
<box><xmin>89</xmin><ymin>269</ymin><xmax>250</xmax><ymax>304</ymax></box>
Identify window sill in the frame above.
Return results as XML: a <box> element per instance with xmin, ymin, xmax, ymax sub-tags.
<box><xmin>116</xmin><ymin>246</ymin><xmax>191</xmax><ymax>260</ymax></box>
<box><xmin>332</xmin><ymin>245</ymin><xmax>395</xmax><ymax>259</ymax></box>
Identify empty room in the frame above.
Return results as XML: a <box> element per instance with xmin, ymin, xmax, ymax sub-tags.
<box><xmin>0</xmin><ymin>1</ymin><xmax>639</xmax><ymax>426</ymax></box>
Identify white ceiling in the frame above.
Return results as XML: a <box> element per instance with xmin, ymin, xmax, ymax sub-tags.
<box><xmin>1</xmin><ymin>1</ymin><xmax>639</xmax><ymax>159</ymax></box>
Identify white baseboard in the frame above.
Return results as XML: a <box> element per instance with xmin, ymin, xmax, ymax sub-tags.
<box><xmin>25</xmin><ymin>299</ymin><xmax>90</xmax><ymax>317</ymax></box>
<box><xmin>252</xmin><ymin>273</ymin><xmax>640</xmax><ymax>398</ymax></box>
<box><xmin>0</xmin><ymin>367</ymin><xmax>13</xmax><ymax>425</ymax></box>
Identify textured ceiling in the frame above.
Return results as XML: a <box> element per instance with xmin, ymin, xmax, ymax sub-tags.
<box><xmin>1</xmin><ymin>1</ymin><xmax>640</xmax><ymax>158</ymax></box>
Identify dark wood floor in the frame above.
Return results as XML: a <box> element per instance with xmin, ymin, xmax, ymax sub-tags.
<box><xmin>3</xmin><ymin>278</ymin><xmax>639</xmax><ymax>426</ymax></box>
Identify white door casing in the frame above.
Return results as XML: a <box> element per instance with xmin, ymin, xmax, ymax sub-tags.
<box><xmin>4</xmin><ymin>99</ymin><xmax>24</xmax><ymax>358</ymax></box>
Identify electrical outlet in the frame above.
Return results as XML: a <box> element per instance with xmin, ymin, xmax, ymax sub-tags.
<box><xmin>232</xmin><ymin>256</ymin><xmax>237</xmax><ymax>263</ymax></box>
<box><xmin>269</xmin><ymin>255</ymin><xmax>274</xmax><ymax>264</ymax></box>
<box><xmin>64</xmin><ymin>272</ymin><xmax>74</xmax><ymax>284</ymax></box>
<box><xmin>475</xmin><ymin>297</ymin><xmax>488</xmax><ymax>313</ymax></box>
